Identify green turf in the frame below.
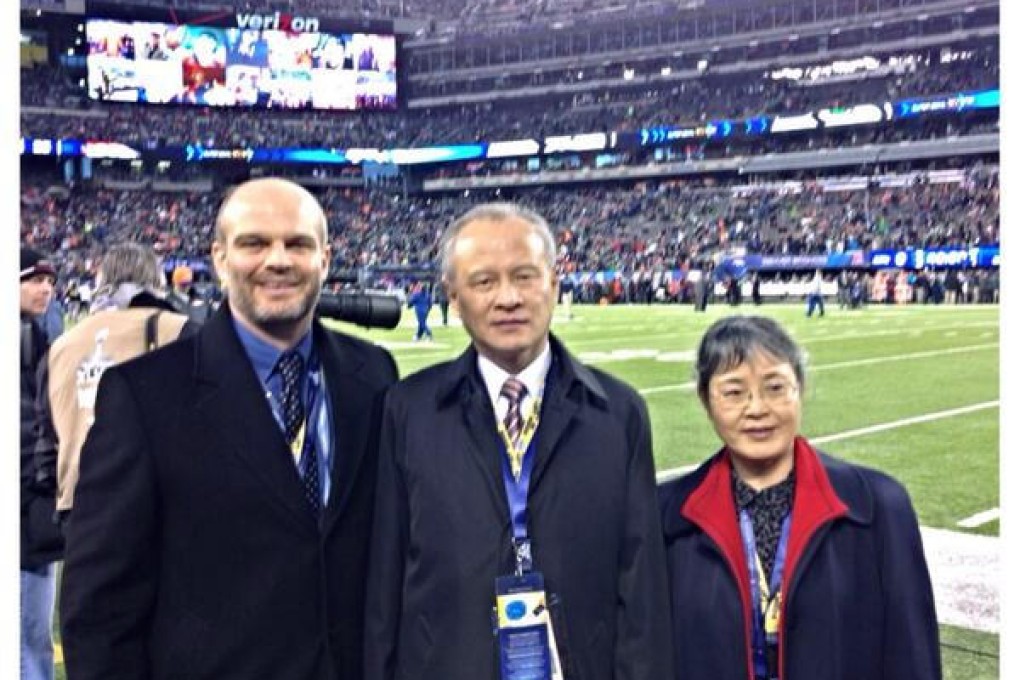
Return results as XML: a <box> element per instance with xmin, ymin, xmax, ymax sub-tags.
<box><xmin>941</xmin><ymin>624</ymin><xmax>999</xmax><ymax>679</ymax></box>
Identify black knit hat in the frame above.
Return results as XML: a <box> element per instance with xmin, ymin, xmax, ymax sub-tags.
<box><xmin>21</xmin><ymin>247</ymin><xmax>57</xmax><ymax>282</ymax></box>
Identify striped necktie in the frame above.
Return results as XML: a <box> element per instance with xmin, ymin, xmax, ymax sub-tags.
<box><xmin>278</xmin><ymin>351</ymin><xmax>320</xmax><ymax>515</ymax></box>
<box><xmin>500</xmin><ymin>377</ymin><xmax>528</xmax><ymax>449</ymax></box>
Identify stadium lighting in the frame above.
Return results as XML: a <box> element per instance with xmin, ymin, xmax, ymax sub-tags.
<box><xmin>661</xmin><ymin>67</ymin><xmax>672</xmax><ymax>76</ymax></box>
<box><xmin>697</xmin><ymin>59</ymin><xmax>708</xmax><ymax>72</ymax></box>
<box><xmin>623</xmin><ymin>68</ymin><xmax>635</xmax><ymax>80</ymax></box>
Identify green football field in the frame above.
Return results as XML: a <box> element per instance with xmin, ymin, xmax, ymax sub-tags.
<box><xmin>53</xmin><ymin>301</ymin><xmax>1000</xmax><ymax>679</ymax></box>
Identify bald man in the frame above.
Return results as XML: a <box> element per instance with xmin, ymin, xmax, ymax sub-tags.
<box><xmin>60</xmin><ymin>179</ymin><xmax>398</xmax><ymax>680</ymax></box>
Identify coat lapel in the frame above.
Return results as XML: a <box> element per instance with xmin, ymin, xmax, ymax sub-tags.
<box><xmin>438</xmin><ymin>349</ymin><xmax>512</xmax><ymax>526</ymax></box>
<box><xmin>528</xmin><ymin>369</ymin><xmax>580</xmax><ymax>492</ymax></box>
<box><xmin>529</xmin><ymin>337</ymin><xmax>602</xmax><ymax>491</ymax></box>
<box><xmin>318</xmin><ymin>325</ymin><xmax>374</xmax><ymax>532</ymax></box>
<box><xmin>189</xmin><ymin>307</ymin><xmax>317</xmax><ymax>534</ymax></box>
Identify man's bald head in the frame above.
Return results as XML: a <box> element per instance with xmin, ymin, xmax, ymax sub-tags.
<box><xmin>210</xmin><ymin>177</ymin><xmax>332</xmax><ymax>349</ymax></box>
<box><xmin>215</xmin><ymin>178</ymin><xmax>328</xmax><ymax>246</ymax></box>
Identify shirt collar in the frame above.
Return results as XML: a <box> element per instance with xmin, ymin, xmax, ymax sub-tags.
<box><xmin>232</xmin><ymin>318</ymin><xmax>314</xmax><ymax>384</ymax></box>
<box><xmin>477</xmin><ymin>342</ymin><xmax>553</xmax><ymax>410</ymax></box>
<box><xmin>731</xmin><ymin>466</ymin><xmax>796</xmax><ymax>512</ymax></box>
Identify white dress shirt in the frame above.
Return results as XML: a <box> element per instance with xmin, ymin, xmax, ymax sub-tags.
<box><xmin>477</xmin><ymin>342</ymin><xmax>552</xmax><ymax>425</ymax></box>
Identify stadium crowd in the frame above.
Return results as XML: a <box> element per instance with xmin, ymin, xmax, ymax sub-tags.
<box><xmin>20</xmin><ymin>41</ymin><xmax>998</xmax><ymax>150</ymax></box>
<box><xmin>21</xmin><ymin>164</ymin><xmax>998</xmax><ymax>286</ymax></box>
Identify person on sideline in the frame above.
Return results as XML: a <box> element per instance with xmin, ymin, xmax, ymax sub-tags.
<box><xmin>59</xmin><ymin>178</ymin><xmax>398</xmax><ymax>680</ymax></box>
<box><xmin>659</xmin><ymin>315</ymin><xmax>940</xmax><ymax>680</ymax></box>
<box><xmin>407</xmin><ymin>281</ymin><xmax>434</xmax><ymax>341</ymax></box>
<box><xmin>20</xmin><ymin>247</ymin><xmax>63</xmax><ymax>680</ymax></box>
<box><xmin>805</xmin><ymin>270</ymin><xmax>825</xmax><ymax>317</ymax></box>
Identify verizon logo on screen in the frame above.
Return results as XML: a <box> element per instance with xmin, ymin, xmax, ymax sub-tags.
<box><xmin>235</xmin><ymin>12</ymin><xmax>321</xmax><ymax>33</ymax></box>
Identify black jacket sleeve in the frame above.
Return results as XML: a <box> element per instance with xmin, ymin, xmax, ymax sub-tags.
<box><xmin>32</xmin><ymin>353</ymin><xmax>58</xmax><ymax>495</ymax></box>
<box><xmin>60</xmin><ymin>367</ymin><xmax>159</xmax><ymax>680</ymax></box>
<box><xmin>363</xmin><ymin>390</ymin><xmax>410</xmax><ymax>680</ymax></box>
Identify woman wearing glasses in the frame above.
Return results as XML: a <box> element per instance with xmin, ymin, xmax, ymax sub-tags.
<box><xmin>659</xmin><ymin>315</ymin><xmax>940</xmax><ymax>680</ymax></box>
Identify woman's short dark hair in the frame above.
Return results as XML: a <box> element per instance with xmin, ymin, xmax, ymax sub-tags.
<box><xmin>694</xmin><ymin>315</ymin><xmax>806</xmax><ymax>402</ymax></box>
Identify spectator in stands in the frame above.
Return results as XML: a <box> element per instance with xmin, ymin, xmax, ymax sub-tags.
<box><xmin>33</xmin><ymin>243</ymin><xmax>195</xmax><ymax>530</ymax></box>
<box><xmin>59</xmin><ymin>178</ymin><xmax>399</xmax><ymax>680</ymax></box>
<box><xmin>20</xmin><ymin>247</ymin><xmax>63</xmax><ymax>680</ymax></box>
<box><xmin>364</xmin><ymin>203</ymin><xmax>673</xmax><ymax>680</ymax></box>
<box><xmin>659</xmin><ymin>315</ymin><xmax>941</xmax><ymax>680</ymax></box>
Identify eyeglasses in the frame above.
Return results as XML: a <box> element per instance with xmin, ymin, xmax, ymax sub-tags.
<box><xmin>710</xmin><ymin>379</ymin><xmax>799</xmax><ymax>411</ymax></box>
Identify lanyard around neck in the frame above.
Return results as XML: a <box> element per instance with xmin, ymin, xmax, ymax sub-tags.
<box><xmin>739</xmin><ymin>508</ymin><xmax>791</xmax><ymax>680</ymax></box>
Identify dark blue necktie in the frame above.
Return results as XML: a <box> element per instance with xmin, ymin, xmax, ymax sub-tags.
<box><xmin>278</xmin><ymin>351</ymin><xmax>320</xmax><ymax>515</ymax></box>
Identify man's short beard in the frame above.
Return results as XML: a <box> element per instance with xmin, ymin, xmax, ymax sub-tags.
<box><xmin>232</xmin><ymin>285</ymin><xmax>320</xmax><ymax>334</ymax></box>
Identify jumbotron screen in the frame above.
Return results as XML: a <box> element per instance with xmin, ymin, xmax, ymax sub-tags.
<box><xmin>85</xmin><ymin>18</ymin><xmax>398</xmax><ymax>111</ymax></box>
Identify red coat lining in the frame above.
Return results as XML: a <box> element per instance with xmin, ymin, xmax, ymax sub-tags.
<box><xmin>680</xmin><ymin>437</ymin><xmax>849</xmax><ymax>680</ymax></box>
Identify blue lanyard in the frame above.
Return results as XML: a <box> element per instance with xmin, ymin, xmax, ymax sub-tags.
<box><xmin>739</xmin><ymin>509</ymin><xmax>791</xmax><ymax>680</ymax></box>
<box><xmin>500</xmin><ymin>430</ymin><xmax>538</xmax><ymax>541</ymax></box>
<box><xmin>497</xmin><ymin>370</ymin><xmax>551</xmax><ymax>575</ymax></box>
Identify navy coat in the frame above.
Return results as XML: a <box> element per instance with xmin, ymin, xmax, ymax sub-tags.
<box><xmin>658</xmin><ymin>437</ymin><xmax>941</xmax><ymax>680</ymax></box>
<box><xmin>364</xmin><ymin>335</ymin><xmax>673</xmax><ymax>680</ymax></box>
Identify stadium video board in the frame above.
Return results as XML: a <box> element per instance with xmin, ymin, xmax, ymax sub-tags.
<box><xmin>85</xmin><ymin>18</ymin><xmax>397</xmax><ymax>111</ymax></box>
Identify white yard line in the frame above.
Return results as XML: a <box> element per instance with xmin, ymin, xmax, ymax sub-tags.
<box><xmin>810</xmin><ymin>343</ymin><xmax>998</xmax><ymax>372</ymax></box>
<box><xmin>639</xmin><ymin>344</ymin><xmax>998</xmax><ymax>395</ymax></box>
<box><xmin>641</xmin><ymin>381</ymin><xmax>697</xmax><ymax>396</ymax></box>
<box><xmin>562</xmin><ymin>320</ymin><xmax>996</xmax><ymax>351</ymax></box>
<box><xmin>797</xmin><ymin>321</ymin><xmax>997</xmax><ymax>346</ymax></box>
<box><xmin>957</xmin><ymin>508</ymin><xmax>1001</xmax><ymax>529</ymax></box>
<box><xmin>655</xmin><ymin>400</ymin><xmax>999</xmax><ymax>482</ymax></box>
<box><xmin>811</xmin><ymin>402</ymin><xmax>998</xmax><ymax>444</ymax></box>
